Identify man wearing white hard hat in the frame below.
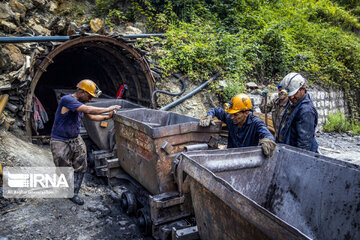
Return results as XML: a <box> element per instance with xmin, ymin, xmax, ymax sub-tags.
<box><xmin>276</xmin><ymin>72</ymin><xmax>318</xmax><ymax>152</ymax></box>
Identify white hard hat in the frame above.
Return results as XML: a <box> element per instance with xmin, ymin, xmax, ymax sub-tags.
<box><xmin>281</xmin><ymin>72</ymin><xmax>306</xmax><ymax>96</ymax></box>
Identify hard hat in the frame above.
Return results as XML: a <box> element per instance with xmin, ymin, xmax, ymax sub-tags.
<box><xmin>224</xmin><ymin>93</ymin><xmax>252</xmax><ymax>114</ymax></box>
<box><xmin>281</xmin><ymin>72</ymin><xmax>306</xmax><ymax>96</ymax></box>
<box><xmin>280</xmin><ymin>89</ymin><xmax>288</xmax><ymax>96</ymax></box>
<box><xmin>77</xmin><ymin>79</ymin><xmax>102</xmax><ymax>98</ymax></box>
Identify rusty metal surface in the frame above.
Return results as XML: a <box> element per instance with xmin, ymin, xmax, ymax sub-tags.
<box><xmin>175</xmin><ymin>145</ymin><xmax>360</xmax><ymax>240</ymax></box>
<box><xmin>25</xmin><ymin>35</ymin><xmax>156</xmax><ymax>138</ymax></box>
<box><xmin>82</xmin><ymin>99</ymin><xmax>143</xmax><ymax>150</ymax></box>
<box><xmin>113</xmin><ymin>108</ymin><xmax>221</xmax><ymax>195</ymax></box>
<box><xmin>149</xmin><ymin>191</ymin><xmax>193</xmax><ymax>225</ymax></box>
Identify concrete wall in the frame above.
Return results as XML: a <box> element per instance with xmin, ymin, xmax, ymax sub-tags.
<box><xmin>248</xmin><ymin>87</ymin><xmax>348</xmax><ymax>128</ymax></box>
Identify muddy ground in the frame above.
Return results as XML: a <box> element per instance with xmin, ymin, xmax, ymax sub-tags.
<box><xmin>0</xmin><ymin>129</ymin><xmax>359</xmax><ymax>240</ymax></box>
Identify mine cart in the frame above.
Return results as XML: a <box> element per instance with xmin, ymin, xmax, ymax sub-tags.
<box><xmin>82</xmin><ymin>99</ymin><xmax>143</xmax><ymax>176</ymax></box>
<box><xmin>83</xmin><ymin>99</ymin><xmax>143</xmax><ymax>150</ymax></box>
<box><xmin>174</xmin><ymin>145</ymin><xmax>360</xmax><ymax>240</ymax></box>
<box><xmin>113</xmin><ymin>108</ymin><xmax>221</xmax><ymax>238</ymax></box>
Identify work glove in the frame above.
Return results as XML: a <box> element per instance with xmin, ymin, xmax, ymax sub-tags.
<box><xmin>261</xmin><ymin>89</ymin><xmax>269</xmax><ymax>97</ymax></box>
<box><xmin>199</xmin><ymin>115</ymin><xmax>215</xmax><ymax>127</ymax></box>
<box><xmin>259</xmin><ymin>138</ymin><xmax>277</xmax><ymax>158</ymax></box>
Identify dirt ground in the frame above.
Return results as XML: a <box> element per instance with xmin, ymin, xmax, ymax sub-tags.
<box><xmin>0</xmin><ymin>130</ymin><xmax>145</xmax><ymax>240</ymax></box>
<box><xmin>316</xmin><ymin>132</ymin><xmax>360</xmax><ymax>165</ymax></box>
<box><xmin>0</xmin><ymin>177</ymin><xmax>144</xmax><ymax>240</ymax></box>
<box><xmin>0</xmin><ymin>129</ymin><xmax>359</xmax><ymax>240</ymax></box>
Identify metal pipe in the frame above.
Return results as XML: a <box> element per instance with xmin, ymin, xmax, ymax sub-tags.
<box><xmin>151</xmin><ymin>74</ymin><xmax>186</xmax><ymax>108</ymax></box>
<box><xmin>203</xmin><ymin>157</ymin><xmax>263</xmax><ymax>172</ymax></box>
<box><xmin>184</xmin><ymin>144</ymin><xmax>209</xmax><ymax>152</ymax></box>
<box><xmin>122</xmin><ymin>33</ymin><xmax>165</xmax><ymax>38</ymax></box>
<box><xmin>0</xmin><ymin>34</ymin><xmax>165</xmax><ymax>44</ymax></box>
<box><xmin>0</xmin><ymin>36</ymin><xmax>71</xmax><ymax>43</ymax></box>
<box><xmin>160</xmin><ymin>73</ymin><xmax>219</xmax><ymax>111</ymax></box>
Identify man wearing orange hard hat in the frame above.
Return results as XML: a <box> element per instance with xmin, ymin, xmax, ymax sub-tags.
<box><xmin>200</xmin><ymin>93</ymin><xmax>276</xmax><ymax>157</ymax></box>
<box><xmin>51</xmin><ymin>79</ymin><xmax>121</xmax><ymax>205</ymax></box>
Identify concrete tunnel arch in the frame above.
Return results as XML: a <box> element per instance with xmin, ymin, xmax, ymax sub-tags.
<box><xmin>25</xmin><ymin>35</ymin><xmax>155</xmax><ymax>137</ymax></box>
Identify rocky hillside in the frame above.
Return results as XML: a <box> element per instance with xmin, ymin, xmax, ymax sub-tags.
<box><xmin>0</xmin><ymin>0</ymin><xmax>359</xmax><ymax>136</ymax></box>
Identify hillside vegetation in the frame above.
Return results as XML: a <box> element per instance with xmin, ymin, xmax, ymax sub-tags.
<box><xmin>95</xmin><ymin>0</ymin><xmax>360</xmax><ymax>119</ymax></box>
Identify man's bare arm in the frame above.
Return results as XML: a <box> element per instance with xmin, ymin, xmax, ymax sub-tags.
<box><xmin>77</xmin><ymin>105</ymin><xmax>121</xmax><ymax>114</ymax></box>
<box><xmin>85</xmin><ymin>108</ymin><xmax>116</xmax><ymax>121</ymax></box>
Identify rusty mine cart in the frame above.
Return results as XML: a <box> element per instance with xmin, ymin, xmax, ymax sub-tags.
<box><xmin>82</xmin><ymin>98</ymin><xmax>143</xmax><ymax>176</ymax></box>
<box><xmin>83</xmin><ymin>104</ymin><xmax>360</xmax><ymax>240</ymax></box>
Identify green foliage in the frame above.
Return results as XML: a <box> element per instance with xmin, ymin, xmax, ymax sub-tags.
<box><xmin>221</xmin><ymin>79</ymin><xmax>246</xmax><ymax>102</ymax></box>
<box><xmin>95</xmin><ymin>0</ymin><xmax>119</xmax><ymax>16</ymax></box>
<box><xmin>95</xmin><ymin>0</ymin><xmax>176</xmax><ymax>31</ymax></box>
<box><xmin>324</xmin><ymin>112</ymin><xmax>360</xmax><ymax>135</ymax></box>
<box><xmin>92</xmin><ymin>0</ymin><xmax>360</xmax><ymax>116</ymax></box>
<box><xmin>333</xmin><ymin>0</ymin><xmax>360</xmax><ymax>10</ymax></box>
<box><xmin>57</xmin><ymin>0</ymin><xmax>89</xmax><ymax>17</ymax></box>
<box><xmin>308</xmin><ymin>0</ymin><xmax>360</xmax><ymax>32</ymax></box>
<box><xmin>155</xmin><ymin>0</ymin><xmax>360</xmax><ymax>117</ymax></box>
<box><xmin>105</xmin><ymin>9</ymin><xmax>127</xmax><ymax>28</ymax></box>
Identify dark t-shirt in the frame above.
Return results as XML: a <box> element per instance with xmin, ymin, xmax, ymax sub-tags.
<box><xmin>51</xmin><ymin>94</ymin><xmax>84</xmax><ymax>140</ymax></box>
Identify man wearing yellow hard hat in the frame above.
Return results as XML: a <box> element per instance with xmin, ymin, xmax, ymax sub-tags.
<box><xmin>50</xmin><ymin>79</ymin><xmax>121</xmax><ymax>205</ymax></box>
<box><xmin>200</xmin><ymin>93</ymin><xmax>276</xmax><ymax>157</ymax></box>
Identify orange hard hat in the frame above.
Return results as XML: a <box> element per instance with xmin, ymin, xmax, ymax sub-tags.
<box><xmin>224</xmin><ymin>93</ymin><xmax>252</xmax><ymax>114</ymax></box>
<box><xmin>77</xmin><ymin>79</ymin><xmax>102</xmax><ymax>98</ymax></box>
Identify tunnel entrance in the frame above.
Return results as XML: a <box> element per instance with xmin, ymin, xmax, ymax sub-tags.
<box><xmin>25</xmin><ymin>35</ymin><xmax>155</xmax><ymax>137</ymax></box>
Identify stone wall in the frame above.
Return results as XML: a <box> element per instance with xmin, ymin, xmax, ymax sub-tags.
<box><xmin>248</xmin><ymin>86</ymin><xmax>348</xmax><ymax>128</ymax></box>
<box><xmin>307</xmin><ymin>88</ymin><xmax>347</xmax><ymax>126</ymax></box>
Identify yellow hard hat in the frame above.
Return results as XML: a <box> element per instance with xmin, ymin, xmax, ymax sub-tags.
<box><xmin>77</xmin><ymin>79</ymin><xmax>102</xmax><ymax>98</ymax></box>
<box><xmin>224</xmin><ymin>93</ymin><xmax>252</xmax><ymax>114</ymax></box>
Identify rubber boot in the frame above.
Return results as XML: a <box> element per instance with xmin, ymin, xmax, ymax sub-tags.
<box><xmin>71</xmin><ymin>172</ymin><xmax>85</xmax><ymax>205</ymax></box>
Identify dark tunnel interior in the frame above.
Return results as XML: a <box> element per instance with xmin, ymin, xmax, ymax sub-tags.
<box><xmin>33</xmin><ymin>43</ymin><xmax>152</xmax><ymax>136</ymax></box>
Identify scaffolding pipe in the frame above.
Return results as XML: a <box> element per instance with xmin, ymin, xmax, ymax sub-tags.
<box><xmin>160</xmin><ymin>73</ymin><xmax>219</xmax><ymax>111</ymax></box>
<box><xmin>122</xmin><ymin>33</ymin><xmax>165</xmax><ymax>38</ymax></box>
<box><xmin>0</xmin><ymin>34</ymin><xmax>165</xmax><ymax>44</ymax></box>
<box><xmin>0</xmin><ymin>36</ymin><xmax>71</xmax><ymax>43</ymax></box>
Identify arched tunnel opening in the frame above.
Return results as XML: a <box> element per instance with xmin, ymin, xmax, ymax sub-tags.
<box><xmin>26</xmin><ymin>36</ymin><xmax>154</xmax><ymax>137</ymax></box>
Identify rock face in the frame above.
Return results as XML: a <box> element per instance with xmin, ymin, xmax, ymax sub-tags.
<box><xmin>0</xmin><ymin>3</ymin><xmax>15</xmax><ymax>21</ymax></box>
<box><xmin>154</xmin><ymin>75</ymin><xmax>220</xmax><ymax>117</ymax></box>
<box><xmin>90</xmin><ymin>18</ymin><xmax>104</xmax><ymax>33</ymax></box>
<box><xmin>124</xmin><ymin>25</ymin><xmax>142</xmax><ymax>35</ymax></box>
<box><xmin>10</xmin><ymin>0</ymin><xmax>27</xmax><ymax>22</ymax></box>
<box><xmin>0</xmin><ymin>20</ymin><xmax>18</xmax><ymax>33</ymax></box>
<box><xmin>28</xmin><ymin>17</ymin><xmax>51</xmax><ymax>35</ymax></box>
<box><xmin>0</xmin><ymin>44</ymin><xmax>24</xmax><ymax>72</ymax></box>
<box><xmin>10</xmin><ymin>0</ymin><xmax>27</xmax><ymax>14</ymax></box>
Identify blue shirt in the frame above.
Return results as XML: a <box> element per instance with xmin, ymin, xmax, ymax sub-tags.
<box><xmin>51</xmin><ymin>94</ymin><xmax>84</xmax><ymax>140</ymax></box>
<box><xmin>207</xmin><ymin>108</ymin><xmax>275</xmax><ymax>148</ymax></box>
<box><xmin>277</xmin><ymin>93</ymin><xmax>318</xmax><ymax>152</ymax></box>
